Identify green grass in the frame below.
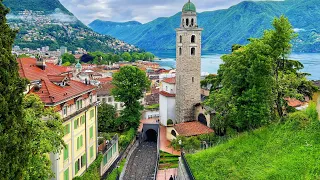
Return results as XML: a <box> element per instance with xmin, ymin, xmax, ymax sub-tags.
<box><xmin>186</xmin><ymin>115</ymin><xmax>320</xmax><ymax>179</ymax></box>
<box><xmin>145</xmin><ymin>104</ymin><xmax>160</xmax><ymax>110</ymax></box>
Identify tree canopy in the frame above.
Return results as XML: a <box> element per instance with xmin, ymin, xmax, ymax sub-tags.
<box><xmin>206</xmin><ymin>16</ymin><xmax>318</xmax><ymax>135</ymax></box>
<box><xmin>98</xmin><ymin>103</ymin><xmax>118</xmax><ymax>132</ymax></box>
<box><xmin>112</xmin><ymin>66</ymin><xmax>151</xmax><ymax>130</ymax></box>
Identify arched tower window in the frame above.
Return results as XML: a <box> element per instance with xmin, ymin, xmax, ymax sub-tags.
<box><xmin>191</xmin><ymin>35</ymin><xmax>195</xmax><ymax>43</ymax></box>
<box><xmin>191</xmin><ymin>18</ymin><xmax>194</xmax><ymax>26</ymax></box>
<box><xmin>179</xmin><ymin>47</ymin><xmax>182</xmax><ymax>56</ymax></box>
<box><xmin>191</xmin><ymin>47</ymin><xmax>196</xmax><ymax>56</ymax></box>
<box><xmin>182</xmin><ymin>19</ymin><xmax>185</xmax><ymax>27</ymax></box>
<box><xmin>179</xmin><ymin>35</ymin><xmax>182</xmax><ymax>43</ymax></box>
<box><xmin>186</xmin><ymin>19</ymin><xmax>189</xmax><ymax>26</ymax></box>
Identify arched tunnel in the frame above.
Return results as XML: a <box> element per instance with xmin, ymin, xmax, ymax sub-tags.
<box><xmin>145</xmin><ymin>129</ymin><xmax>157</xmax><ymax>142</ymax></box>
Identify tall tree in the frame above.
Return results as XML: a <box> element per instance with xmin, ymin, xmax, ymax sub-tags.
<box><xmin>0</xmin><ymin>2</ymin><xmax>64</xmax><ymax>178</ymax></box>
<box><xmin>263</xmin><ymin>16</ymin><xmax>317</xmax><ymax>119</ymax></box>
<box><xmin>112</xmin><ymin>66</ymin><xmax>150</xmax><ymax>130</ymax></box>
<box><xmin>0</xmin><ymin>1</ymin><xmax>28</xmax><ymax>178</ymax></box>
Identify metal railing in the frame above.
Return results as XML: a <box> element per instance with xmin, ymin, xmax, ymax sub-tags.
<box><xmin>153</xmin><ymin>125</ymin><xmax>160</xmax><ymax>180</ymax></box>
<box><xmin>181</xmin><ymin>152</ymin><xmax>196</xmax><ymax>180</ymax></box>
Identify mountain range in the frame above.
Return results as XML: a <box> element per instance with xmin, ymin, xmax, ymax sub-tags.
<box><xmin>3</xmin><ymin>0</ymin><xmax>139</xmax><ymax>53</ymax></box>
<box><xmin>89</xmin><ymin>0</ymin><xmax>320</xmax><ymax>53</ymax></box>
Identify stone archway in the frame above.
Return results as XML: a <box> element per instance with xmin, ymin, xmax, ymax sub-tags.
<box><xmin>145</xmin><ymin>129</ymin><xmax>157</xmax><ymax>142</ymax></box>
<box><xmin>198</xmin><ymin>113</ymin><xmax>207</xmax><ymax>126</ymax></box>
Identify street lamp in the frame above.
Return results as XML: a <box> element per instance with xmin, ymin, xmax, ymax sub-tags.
<box><xmin>178</xmin><ymin>139</ymin><xmax>183</xmax><ymax>154</ymax></box>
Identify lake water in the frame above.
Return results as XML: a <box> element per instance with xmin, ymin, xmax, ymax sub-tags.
<box><xmin>152</xmin><ymin>50</ymin><xmax>320</xmax><ymax>80</ymax></box>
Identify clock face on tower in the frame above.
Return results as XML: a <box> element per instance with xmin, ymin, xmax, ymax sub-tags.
<box><xmin>175</xmin><ymin>1</ymin><xmax>203</xmax><ymax>123</ymax></box>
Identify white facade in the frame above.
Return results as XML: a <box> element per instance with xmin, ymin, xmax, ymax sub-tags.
<box><xmin>159</xmin><ymin>80</ymin><xmax>176</xmax><ymax>126</ymax></box>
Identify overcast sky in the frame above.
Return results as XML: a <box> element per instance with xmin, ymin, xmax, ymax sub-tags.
<box><xmin>59</xmin><ymin>0</ymin><xmax>248</xmax><ymax>24</ymax></box>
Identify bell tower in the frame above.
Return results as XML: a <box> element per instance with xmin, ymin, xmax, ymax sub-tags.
<box><xmin>175</xmin><ymin>0</ymin><xmax>203</xmax><ymax>123</ymax></box>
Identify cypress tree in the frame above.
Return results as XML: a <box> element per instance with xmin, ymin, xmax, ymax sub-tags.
<box><xmin>0</xmin><ymin>0</ymin><xmax>28</xmax><ymax>178</ymax></box>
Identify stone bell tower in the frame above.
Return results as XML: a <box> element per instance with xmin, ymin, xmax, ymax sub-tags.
<box><xmin>175</xmin><ymin>0</ymin><xmax>203</xmax><ymax>123</ymax></box>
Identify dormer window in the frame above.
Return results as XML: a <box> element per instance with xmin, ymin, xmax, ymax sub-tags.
<box><xmin>63</xmin><ymin>106</ymin><xmax>67</xmax><ymax>117</ymax></box>
<box><xmin>76</xmin><ymin>99</ymin><xmax>83</xmax><ymax>110</ymax></box>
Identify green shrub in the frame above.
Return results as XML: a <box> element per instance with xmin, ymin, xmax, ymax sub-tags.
<box><xmin>106</xmin><ymin>159</ymin><xmax>126</xmax><ymax>180</ymax></box>
<box><xmin>167</xmin><ymin>119</ymin><xmax>173</xmax><ymax>126</ymax></box>
<box><xmin>145</xmin><ymin>104</ymin><xmax>159</xmax><ymax>110</ymax></box>
<box><xmin>119</xmin><ymin>128</ymin><xmax>136</xmax><ymax>150</ymax></box>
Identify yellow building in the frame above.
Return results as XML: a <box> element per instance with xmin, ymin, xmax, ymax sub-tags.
<box><xmin>18</xmin><ymin>57</ymin><xmax>98</xmax><ymax>180</ymax></box>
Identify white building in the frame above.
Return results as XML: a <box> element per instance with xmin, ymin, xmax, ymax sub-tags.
<box><xmin>159</xmin><ymin>77</ymin><xmax>176</xmax><ymax>126</ymax></box>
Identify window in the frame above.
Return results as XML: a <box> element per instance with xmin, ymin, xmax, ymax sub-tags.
<box><xmin>74</xmin><ymin>118</ymin><xmax>79</xmax><ymax>129</ymax></box>
<box><xmin>90</xmin><ymin>146</ymin><xmax>94</xmax><ymax>158</ymax></box>
<box><xmin>90</xmin><ymin>126</ymin><xmax>93</xmax><ymax>139</ymax></box>
<box><xmin>64</xmin><ymin>145</ymin><xmax>69</xmax><ymax>161</ymax></box>
<box><xmin>112</xmin><ymin>144</ymin><xmax>117</xmax><ymax>154</ymax></box>
<box><xmin>90</xmin><ymin>95</ymin><xmax>93</xmax><ymax>104</ymax></box>
<box><xmin>191</xmin><ymin>47</ymin><xmax>196</xmax><ymax>56</ymax></box>
<box><xmin>102</xmin><ymin>98</ymin><xmax>106</xmax><ymax>103</ymax></box>
<box><xmin>63</xmin><ymin>106</ymin><xmax>67</xmax><ymax>116</ymax></box>
<box><xmin>179</xmin><ymin>35</ymin><xmax>182</xmax><ymax>43</ymax></box>
<box><xmin>103</xmin><ymin>154</ymin><xmax>107</xmax><ymax>165</ymax></box>
<box><xmin>75</xmin><ymin>161</ymin><xmax>79</xmax><ymax>174</ymax></box>
<box><xmin>64</xmin><ymin>168</ymin><xmax>69</xmax><ymax>180</ymax></box>
<box><xmin>115</xmin><ymin>103</ymin><xmax>118</xmax><ymax>110</ymax></box>
<box><xmin>108</xmin><ymin>97</ymin><xmax>112</xmax><ymax>102</ymax></box>
<box><xmin>191</xmin><ymin>18</ymin><xmax>194</xmax><ymax>26</ymax></box>
<box><xmin>191</xmin><ymin>35</ymin><xmax>195</xmax><ymax>43</ymax></box>
<box><xmin>90</xmin><ymin>109</ymin><xmax>94</xmax><ymax>119</ymax></box>
<box><xmin>186</xmin><ymin>18</ymin><xmax>189</xmax><ymax>26</ymax></box>
<box><xmin>64</xmin><ymin>124</ymin><xmax>70</xmax><ymax>135</ymax></box>
<box><xmin>80</xmin><ymin>115</ymin><xmax>85</xmax><ymax>125</ymax></box>
<box><xmin>77</xmin><ymin>135</ymin><xmax>83</xmax><ymax>150</ymax></box>
<box><xmin>81</xmin><ymin>154</ymin><xmax>86</xmax><ymax>167</ymax></box>
<box><xmin>76</xmin><ymin>100</ymin><xmax>82</xmax><ymax>110</ymax></box>
<box><xmin>179</xmin><ymin>47</ymin><xmax>182</xmax><ymax>56</ymax></box>
<box><xmin>192</xmin><ymin>77</ymin><xmax>194</xmax><ymax>83</ymax></box>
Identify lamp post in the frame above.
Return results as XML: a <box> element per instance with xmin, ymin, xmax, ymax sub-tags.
<box><xmin>178</xmin><ymin>139</ymin><xmax>183</xmax><ymax>154</ymax></box>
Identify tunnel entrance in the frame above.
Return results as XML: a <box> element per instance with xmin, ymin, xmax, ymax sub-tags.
<box><xmin>145</xmin><ymin>129</ymin><xmax>157</xmax><ymax>142</ymax></box>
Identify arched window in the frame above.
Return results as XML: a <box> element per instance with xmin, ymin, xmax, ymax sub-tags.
<box><xmin>182</xmin><ymin>19</ymin><xmax>185</xmax><ymax>27</ymax></box>
<box><xmin>179</xmin><ymin>47</ymin><xmax>182</xmax><ymax>56</ymax></box>
<box><xmin>191</xmin><ymin>35</ymin><xmax>195</xmax><ymax>43</ymax></box>
<box><xmin>191</xmin><ymin>47</ymin><xmax>196</xmax><ymax>56</ymax></box>
<box><xmin>191</xmin><ymin>18</ymin><xmax>194</xmax><ymax>26</ymax></box>
<box><xmin>179</xmin><ymin>35</ymin><xmax>182</xmax><ymax>43</ymax></box>
<box><xmin>186</xmin><ymin>19</ymin><xmax>189</xmax><ymax>26</ymax></box>
<box><xmin>171</xmin><ymin>130</ymin><xmax>177</xmax><ymax>137</ymax></box>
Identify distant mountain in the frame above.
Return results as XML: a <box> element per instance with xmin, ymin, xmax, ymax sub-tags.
<box><xmin>3</xmin><ymin>0</ymin><xmax>139</xmax><ymax>53</ymax></box>
<box><xmin>89</xmin><ymin>0</ymin><xmax>320</xmax><ymax>53</ymax></box>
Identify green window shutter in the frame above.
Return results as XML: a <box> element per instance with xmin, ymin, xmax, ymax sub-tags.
<box><xmin>75</xmin><ymin>161</ymin><xmax>79</xmax><ymax>174</ymax></box>
<box><xmin>74</xmin><ymin>120</ymin><xmax>77</xmax><ymax>129</ymax></box>
<box><xmin>103</xmin><ymin>155</ymin><xmax>107</xmax><ymax>165</ymax></box>
<box><xmin>64</xmin><ymin>168</ymin><xmax>69</xmax><ymax>180</ymax></box>
<box><xmin>80</xmin><ymin>135</ymin><xmax>83</xmax><ymax>147</ymax></box>
<box><xmin>90</xmin><ymin>109</ymin><xmax>94</xmax><ymax>119</ymax></box>
<box><xmin>90</xmin><ymin>146</ymin><xmax>94</xmax><ymax>158</ymax></box>
<box><xmin>90</xmin><ymin>127</ymin><xmax>93</xmax><ymax>139</ymax></box>
<box><xmin>64</xmin><ymin>145</ymin><xmax>68</xmax><ymax>160</ymax></box>
<box><xmin>83</xmin><ymin>153</ymin><xmax>86</xmax><ymax>166</ymax></box>
<box><xmin>77</xmin><ymin>137</ymin><xmax>79</xmax><ymax>150</ymax></box>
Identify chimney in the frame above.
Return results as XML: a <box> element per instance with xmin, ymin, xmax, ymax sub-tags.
<box><xmin>36</xmin><ymin>54</ymin><xmax>46</xmax><ymax>70</ymax></box>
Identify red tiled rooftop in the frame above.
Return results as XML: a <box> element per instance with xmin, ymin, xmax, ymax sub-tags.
<box><xmin>18</xmin><ymin>58</ymin><xmax>95</xmax><ymax>105</ymax></box>
<box><xmin>162</xmin><ymin>77</ymin><xmax>176</xmax><ymax>84</ymax></box>
<box><xmin>174</xmin><ymin>121</ymin><xmax>214</xmax><ymax>137</ymax></box>
<box><xmin>98</xmin><ymin>77</ymin><xmax>113</xmax><ymax>84</ymax></box>
<box><xmin>97</xmin><ymin>82</ymin><xmax>114</xmax><ymax>96</ymax></box>
<box><xmin>159</xmin><ymin>91</ymin><xmax>175</xmax><ymax>97</ymax></box>
<box><xmin>285</xmin><ymin>98</ymin><xmax>305</xmax><ymax>107</ymax></box>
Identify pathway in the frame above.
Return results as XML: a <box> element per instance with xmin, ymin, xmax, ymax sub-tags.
<box><xmin>123</xmin><ymin>142</ymin><xmax>158</xmax><ymax>180</ymax></box>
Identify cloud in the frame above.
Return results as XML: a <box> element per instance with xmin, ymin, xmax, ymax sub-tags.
<box><xmin>59</xmin><ymin>0</ymin><xmax>246</xmax><ymax>24</ymax></box>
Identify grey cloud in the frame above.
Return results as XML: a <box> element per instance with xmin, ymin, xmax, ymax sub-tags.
<box><xmin>60</xmin><ymin>0</ymin><xmax>245</xmax><ymax>24</ymax></box>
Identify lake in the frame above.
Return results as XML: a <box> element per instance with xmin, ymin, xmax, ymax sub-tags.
<box><xmin>152</xmin><ymin>50</ymin><xmax>320</xmax><ymax>80</ymax></box>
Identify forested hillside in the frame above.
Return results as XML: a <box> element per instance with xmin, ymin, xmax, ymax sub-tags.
<box><xmin>90</xmin><ymin>0</ymin><xmax>320</xmax><ymax>52</ymax></box>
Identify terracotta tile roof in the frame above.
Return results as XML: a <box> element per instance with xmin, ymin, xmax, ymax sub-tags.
<box><xmin>98</xmin><ymin>77</ymin><xmax>113</xmax><ymax>84</ymax></box>
<box><xmin>18</xmin><ymin>58</ymin><xmax>96</xmax><ymax>105</ymax></box>
<box><xmin>97</xmin><ymin>83</ymin><xmax>114</xmax><ymax>96</ymax></box>
<box><xmin>285</xmin><ymin>98</ymin><xmax>304</xmax><ymax>107</ymax></box>
<box><xmin>47</xmin><ymin>75</ymin><xmax>67</xmax><ymax>82</ymax></box>
<box><xmin>174</xmin><ymin>121</ymin><xmax>214</xmax><ymax>137</ymax></box>
<box><xmin>159</xmin><ymin>91</ymin><xmax>175</xmax><ymax>97</ymax></box>
<box><xmin>162</xmin><ymin>77</ymin><xmax>176</xmax><ymax>84</ymax></box>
